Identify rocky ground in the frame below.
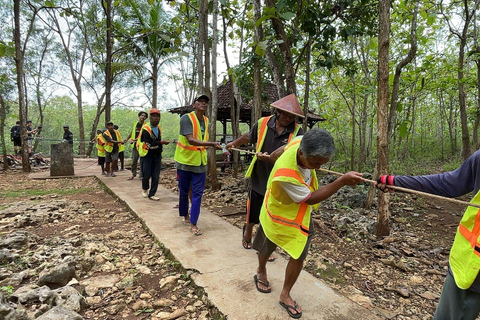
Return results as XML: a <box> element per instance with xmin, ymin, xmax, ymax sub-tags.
<box><xmin>0</xmin><ymin>170</ymin><xmax>222</xmax><ymax>320</ymax></box>
<box><xmin>0</xmin><ymin>163</ymin><xmax>471</xmax><ymax>320</ymax></box>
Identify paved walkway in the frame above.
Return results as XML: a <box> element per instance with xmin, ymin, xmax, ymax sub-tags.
<box><xmin>31</xmin><ymin>159</ymin><xmax>380</xmax><ymax>320</ymax></box>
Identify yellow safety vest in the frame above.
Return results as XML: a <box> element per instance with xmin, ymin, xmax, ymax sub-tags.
<box><xmin>130</xmin><ymin>121</ymin><xmax>143</xmax><ymax>149</ymax></box>
<box><xmin>245</xmin><ymin>116</ymin><xmax>300</xmax><ymax>178</ymax></box>
<box><xmin>174</xmin><ymin>112</ymin><xmax>209</xmax><ymax>166</ymax></box>
<box><xmin>104</xmin><ymin>129</ymin><xmax>122</xmax><ymax>153</ymax></box>
<box><xmin>259</xmin><ymin>137</ymin><xmax>319</xmax><ymax>259</ymax></box>
<box><xmin>138</xmin><ymin>124</ymin><xmax>162</xmax><ymax>157</ymax></box>
<box><xmin>96</xmin><ymin>133</ymin><xmax>106</xmax><ymax>157</ymax></box>
<box><xmin>450</xmin><ymin>190</ymin><xmax>480</xmax><ymax>289</ymax></box>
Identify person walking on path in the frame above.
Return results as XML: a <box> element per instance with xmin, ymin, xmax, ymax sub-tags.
<box><xmin>227</xmin><ymin>93</ymin><xmax>304</xmax><ymax>261</ymax></box>
<box><xmin>376</xmin><ymin>150</ymin><xmax>480</xmax><ymax>320</ymax></box>
<box><xmin>127</xmin><ymin>111</ymin><xmax>148</xmax><ymax>180</ymax></box>
<box><xmin>10</xmin><ymin>121</ymin><xmax>21</xmax><ymax>155</ymax></box>
<box><xmin>252</xmin><ymin>128</ymin><xmax>364</xmax><ymax>319</ymax></box>
<box><xmin>174</xmin><ymin>94</ymin><xmax>222</xmax><ymax>236</ymax></box>
<box><xmin>26</xmin><ymin>120</ymin><xmax>38</xmax><ymax>157</ymax></box>
<box><xmin>62</xmin><ymin>125</ymin><xmax>73</xmax><ymax>144</ymax></box>
<box><xmin>137</xmin><ymin>108</ymin><xmax>170</xmax><ymax>201</ymax></box>
<box><xmin>113</xmin><ymin>124</ymin><xmax>125</xmax><ymax>171</ymax></box>
<box><xmin>94</xmin><ymin>129</ymin><xmax>107</xmax><ymax>175</ymax></box>
<box><xmin>103</xmin><ymin>121</ymin><xmax>123</xmax><ymax>177</ymax></box>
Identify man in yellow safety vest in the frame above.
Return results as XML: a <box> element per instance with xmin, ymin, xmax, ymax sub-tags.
<box><xmin>127</xmin><ymin>111</ymin><xmax>148</xmax><ymax>180</ymax></box>
<box><xmin>227</xmin><ymin>94</ymin><xmax>304</xmax><ymax>262</ymax></box>
<box><xmin>174</xmin><ymin>94</ymin><xmax>222</xmax><ymax>236</ymax></box>
<box><xmin>252</xmin><ymin>128</ymin><xmax>364</xmax><ymax>318</ymax></box>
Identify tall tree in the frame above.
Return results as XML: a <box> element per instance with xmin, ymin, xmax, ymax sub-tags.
<box><xmin>376</xmin><ymin>0</ymin><xmax>391</xmax><ymax>237</ymax></box>
<box><xmin>441</xmin><ymin>0</ymin><xmax>480</xmax><ymax>159</ymax></box>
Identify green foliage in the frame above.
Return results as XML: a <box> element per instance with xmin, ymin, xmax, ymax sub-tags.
<box><xmin>1</xmin><ymin>285</ymin><xmax>13</xmax><ymax>294</ymax></box>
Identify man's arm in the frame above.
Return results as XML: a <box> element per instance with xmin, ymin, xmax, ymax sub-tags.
<box><xmin>226</xmin><ymin>132</ymin><xmax>250</xmax><ymax>149</ymax></box>
<box><xmin>305</xmin><ymin>172</ymin><xmax>364</xmax><ymax>205</ymax></box>
<box><xmin>185</xmin><ymin>134</ymin><xmax>221</xmax><ymax>149</ymax></box>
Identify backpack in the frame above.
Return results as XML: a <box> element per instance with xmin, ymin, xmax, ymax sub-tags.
<box><xmin>12</xmin><ymin>126</ymin><xmax>20</xmax><ymax>138</ymax></box>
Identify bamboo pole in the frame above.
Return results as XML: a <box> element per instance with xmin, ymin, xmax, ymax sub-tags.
<box><xmin>229</xmin><ymin>147</ymin><xmax>478</xmax><ymax>209</ymax></box>
<box><xmin>318</xmin><ymin>168</ymin><xmax>479</xmax><ymax>209</ymax></box>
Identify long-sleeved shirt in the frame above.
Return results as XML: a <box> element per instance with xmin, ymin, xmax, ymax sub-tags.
<box><xmin>394</xmin><ymin>149</ymin><xmax>480</xmax><ymax>292</ymax></box>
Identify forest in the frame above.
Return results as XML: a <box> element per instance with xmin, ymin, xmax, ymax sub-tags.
<box><xmin>1</xmin><ymin>0</ymin><xmax>480</xmax><ymax>231</ymax></box>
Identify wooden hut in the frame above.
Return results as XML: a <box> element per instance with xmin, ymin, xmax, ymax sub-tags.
<box><xmin>168</xmin><ymin>81</ymin><xmax>325</xmax><ymax>138</ymax></box>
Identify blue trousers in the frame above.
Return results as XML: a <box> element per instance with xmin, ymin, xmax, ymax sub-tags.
<box><xmin>140</xmin><ymin>155</ymin><xmax>161</xmax><ymax>197</ymax></box>
<box><xmin>433</xmin><ymin>272</ymin><xmax>480</xmax><ymax>320</ymax></box>
<box><xmin>177</xmin><ymin>169</ymin><xmax>206</xmax><ymax>225</ymax></box>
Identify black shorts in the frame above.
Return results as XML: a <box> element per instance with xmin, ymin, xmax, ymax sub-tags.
<box><xmin>252</xmin><ymin>218</ymin><xmax>315</xmax><ymax>261</ymax></box>
<box><xmin>246</xmin><ymin>189</ymin><xmax>264</xmax><ymax>225</ymax></box>
<box><xmin>13</xmin><ymin>138</ymin><xmax>21</xmax><ymax>147</ymax></box>
<box><xmin>98</xmin><ymin>157</ymin><xmax>105</xmax><ymax>165</ymax></box>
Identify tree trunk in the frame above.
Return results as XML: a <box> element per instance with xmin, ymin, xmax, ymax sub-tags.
<box><xmin>86</xmin><ymin>92</ymin><xmax>106</xmax><ymax>157</ymax></box>
<box><xmin>207</xmin><ymin>0</ymin><xmax>219</xmax><ymax>190</ymax></box>
<box><xmin>475</xmin><ymin>59</ymin><xmax>480</xmax><ymax>150</ymax></box>
<box><xmin>103</xmin><ymin>0</ymin><xmax>112</xmax><ymax>124</ymax></box>
<box><xmin>303</xmin><ymin>36</ymin><xmax>311</xmax><ymax>131</ymax></box>
<box><xmin>253</xmin><ymin>0</ymin><xmax>263</xmax><ymax>125</ymax></box>
<box><xmin>14</xmin><ymin>0</ymin><xmax>30</xmax><ymax>172</ymax></box>
<box><xmin>221</xmin><ymin>12</ymin><xmax>240</xmax><ymax>177</ymax></box>
<box><xmin>197</xmin><ymin>0</ymin><xmax>207</xmax><ymax>93</ymax></box>
<box><xmin>0</xmin><ymin>93</ymin><xmax>7</xmax><ymax>171</ymax></box>
<box><xmin>376</xmin><ymin>0</ymin><xmax>391</xmax><ymax>238</ymax></box>
<box><xmin>152</xmin><ymin>56</ymin><xmax>159</xmax><ymax>109</ymax></box>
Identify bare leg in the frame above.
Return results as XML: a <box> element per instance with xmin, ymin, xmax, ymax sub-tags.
<box><xmin>256</xmin><ymin>252</ymin><xmax>271</xmax><ymax>292</ymax></box>
<box><xmin>280</xmin><ymin>258</ymin><xmax>304</xmax><ymax>316</ymax></box>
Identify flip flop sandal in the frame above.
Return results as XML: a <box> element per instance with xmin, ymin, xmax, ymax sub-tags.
<box><xmin>127</xmin><ymin>176</ymin><xmax>135</xmax><ymax>180</ymax></box>
<box><xmin>279</xmin><ymin>301</ymin><xmax>302</xmax><ymax>319</ymax></box>
<box><xmin>253</xmin><ymin>274</ymin><xmax>271</xmax><ymax>293</ymax></box>
<box><xmin>242</xmin><ymin>224</ymin><xmax>252</xmax><ymax>249</ymax></box>
<box><xmin>190</xmin><ymin>228</ymin><xmax>203</xmax><ymax>236</ymax></box>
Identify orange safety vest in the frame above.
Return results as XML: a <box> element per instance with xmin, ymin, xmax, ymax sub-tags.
<box><xmin>259</xmin><ymin>137</ymin><xmax>318</xmax><ymax>259</ymax></box>
<box><xmin>138</xmin><ymin>124</ymin><xmax>162</xmax><ymax>157</ymax></box>
<box><xmin>174</xmin><ymin>112</ymin><xmax>209</xmax><ymax>166</ymax></box>
<box><xmin>104</xmin><ymin>129</ymin><xmax>122</xmax><ymax>153</ymax></box>
<box><xmin>245</xmin><ymin>116</ymin><xmax>300</xmax><ymax>178</ymax></box>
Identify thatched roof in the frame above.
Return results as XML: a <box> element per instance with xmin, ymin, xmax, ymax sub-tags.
<box><xmin>168</xmin><ymin>81</ymin><xmax>325</xmax><ymax>128</ymax></box>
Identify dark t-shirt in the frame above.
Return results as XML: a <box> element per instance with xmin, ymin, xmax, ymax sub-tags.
<box><xmin>11</xmin><ymin>125</ymin><xmax>21</xmax><ymax>140</ymax></box>
<box><xmin>395</xmin><ymin>149</ymin><xmax>480</xmax><ymax>292</ymax></box>
<box><xmin>140</xmin><ymin>125</ymin><xmax>162</xmax><ymax>157</ymax></box>
<box><xmin>248</xmin><ymin>115</ymin><xmax>303</xmax><ymax>194</ymax></box>
<box><xmin>26</xmin><ymin>126</ymin><xmax>33</xmax><ymax>140</ymax></box>
<box><xmin>63</xmin><ymin>130</ymin><xmax>73</xmax><ymax>144</ymax></box>
<box><xmin>133</xmin><ymin>122</ymin><xmax>143</xmax><ymax>147</ymax></box>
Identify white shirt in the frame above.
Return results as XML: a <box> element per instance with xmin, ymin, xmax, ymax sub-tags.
<box><xmin>278</xmin><ymin>166</ymin><xmax>312</xmax><ymax>203</ymax></box>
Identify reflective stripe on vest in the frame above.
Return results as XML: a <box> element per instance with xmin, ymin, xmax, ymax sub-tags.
<box><xmin>259</xmin><ymin>137</ymin><xmax>318</xmax><ymax>259</ymax></box>
<box><xmin>450</xmin><ymin>190</ymin><xmax>480</xmax><ymax>289</ymax></box>
<box><xmin>174</xmin><ymin>112</ymin><xmax>209</xmax><ymax>166</ymax></box>
<box><xmin>245</xmin><ymin>116</ymin><xmax>300</xmax><ymax>178</ymax></box>
<box><xmin>138</xmin><ymin>124</ymin><xmax>161</xmax><ymax>157</ymax></box>
<box><xmin>104</xmin><ymin>130</ymin><xmax>122</xmax><ymax>153</ymax></box>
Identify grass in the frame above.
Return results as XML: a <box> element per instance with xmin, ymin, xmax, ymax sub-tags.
<box><xmin>0</xmin><ymin>187</ymin><xmax>96</xmax><ymax>198</ymax></box>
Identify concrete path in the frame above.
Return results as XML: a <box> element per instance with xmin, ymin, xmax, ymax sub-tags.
<box><xmin>31</xmin><ymin>159</ymin><xmax>380</xmax><ymax>320</ymax></box>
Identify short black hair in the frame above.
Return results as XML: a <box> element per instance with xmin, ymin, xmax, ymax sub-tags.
<box><xmin>138</xmin><ymin>111</ymin><xmax>148</xmax><ymax>118</ymax></box>
<box><xmin>16</xmin><ymin>121</ymin><xmax>20</xmax><ymax>124</ymax></box>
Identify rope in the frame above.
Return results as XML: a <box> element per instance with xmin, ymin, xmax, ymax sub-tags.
<box><xmin>230</xmin><ymin>147</ymin><xmax>479</xmax><ymax>209</ymax></box>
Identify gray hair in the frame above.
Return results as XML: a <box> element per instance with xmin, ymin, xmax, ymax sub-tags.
<box><xmin>299</xmin><ymin>128</ymin><xmax>335</xmax><ymax>158</ymax></box>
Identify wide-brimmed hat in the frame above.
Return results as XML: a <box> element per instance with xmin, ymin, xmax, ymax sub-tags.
<box><xmin>271</xmin><ymin>94</ymin><xmax>305</xmax><ymax>118</ymax></box>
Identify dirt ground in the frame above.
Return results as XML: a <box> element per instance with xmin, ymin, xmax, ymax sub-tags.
<box><xmin>0</xmin><ymin>164</ymin><xmax>472</xmax><ymax>320</ymax></box>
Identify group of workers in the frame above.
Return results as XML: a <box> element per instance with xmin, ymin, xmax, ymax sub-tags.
<box><xmin>92</xmin><ymin>92</ymin><xmax>480</xmax><ymax>319</ymax></box>
<box><xmin>10</xmin><ymin>120</ymin><xmax>73</xmax><ymax>158</ymax></box>
<box><xmin>12</xmin><ymin>92</ymin><xmax>480</xmax><ymax>319</ymax></box>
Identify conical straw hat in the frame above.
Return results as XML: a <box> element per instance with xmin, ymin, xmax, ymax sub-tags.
<box><xmin>271</xmin><ymin>94</ymin><xmax>305</xmax><ymax>118</ymax></box>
